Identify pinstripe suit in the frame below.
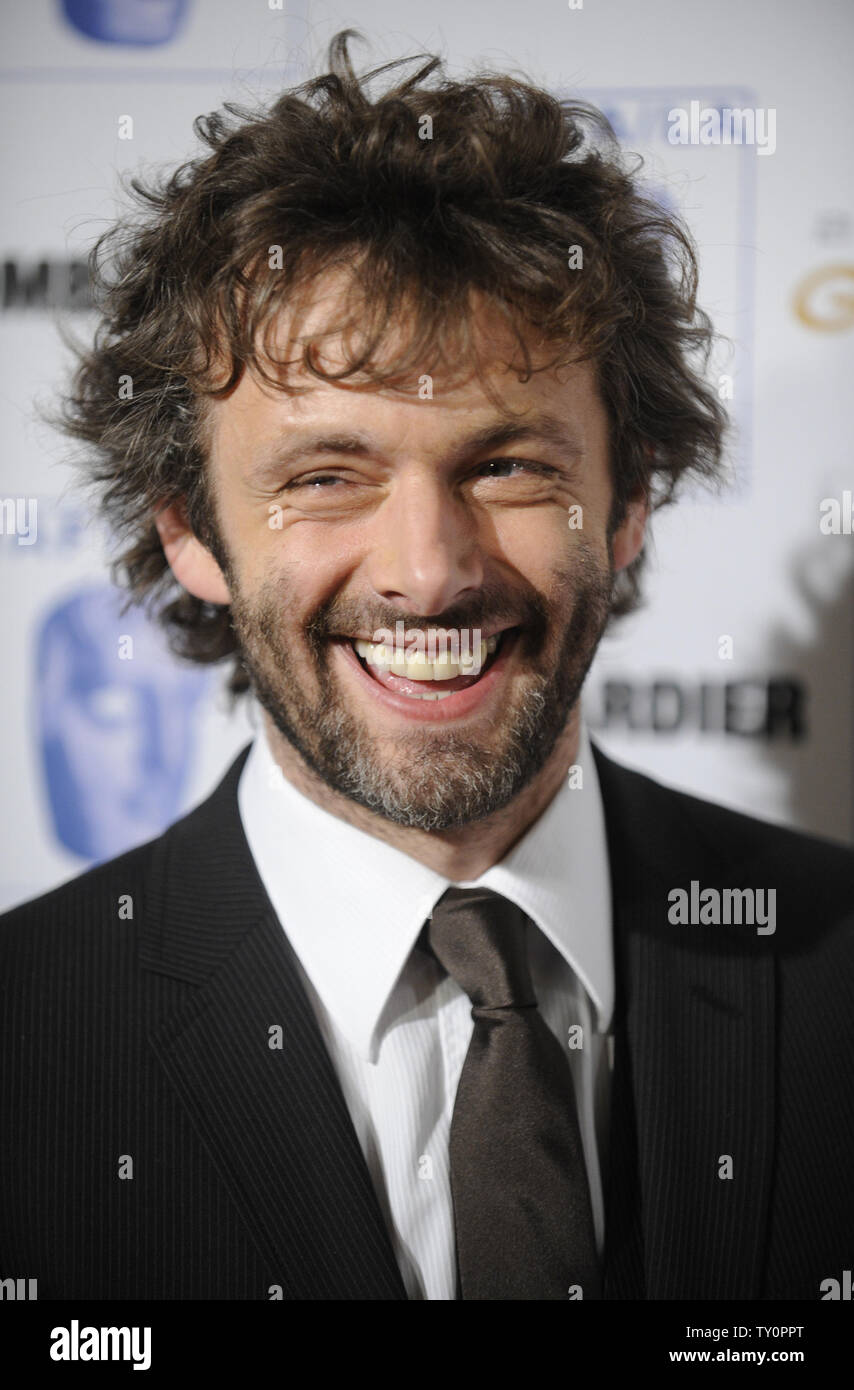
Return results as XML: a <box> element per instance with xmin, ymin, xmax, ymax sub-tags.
<box><xmin>1</xmin><ymin>743</ymin><xmax>852</xmax><ymax>1299</ymax></box>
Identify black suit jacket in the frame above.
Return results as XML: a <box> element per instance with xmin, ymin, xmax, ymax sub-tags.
<box><xmin>1</xmin><ymin>742</ymin><xmax>852</xmax><ymax>1300</ymax></box>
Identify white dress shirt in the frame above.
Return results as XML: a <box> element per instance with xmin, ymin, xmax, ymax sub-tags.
<box><xmin>238</xmin><ymin>713</ymin><xmax>614</xmax><ymax>1300</ymax></box>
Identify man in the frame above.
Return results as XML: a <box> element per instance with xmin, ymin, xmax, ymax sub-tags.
<box><xmin>1</xmin><ymin>31</ymin><xmax>852</xmax><ymax>1301</ymax></box>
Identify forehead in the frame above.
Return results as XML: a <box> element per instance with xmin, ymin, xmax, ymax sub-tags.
<box><xmin>207</xmin><ymin>267</ymin><xmax>605</xmax><ymax>448</ymax></box>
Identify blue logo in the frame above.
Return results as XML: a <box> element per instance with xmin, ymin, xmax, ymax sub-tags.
<box><xmin>36</xmin><ymin>585</ymin><xmax>213</xmax><ymax>861</ymax></box>
<box><xmin>60</xmin><ymin>0</ymin><xmax>189</xmax><ymax>47</ymax></box>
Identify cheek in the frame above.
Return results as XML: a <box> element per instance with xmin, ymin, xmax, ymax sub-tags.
<box><xmin>252</xmin><ymin>535</ymin><xmax>354</xmax><ymax>633</ymax></box>
<box><xmin>500</xmin><ymin>504</ymin><xmax>608</xmax><ymax>577</ymax></box>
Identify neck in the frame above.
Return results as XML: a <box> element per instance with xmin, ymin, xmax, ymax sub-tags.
<box><xmin>261</xmin><ymin>706</ymin><xmax>582</xmax><ymax>881</ymax></box>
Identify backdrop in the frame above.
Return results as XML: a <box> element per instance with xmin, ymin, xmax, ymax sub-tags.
<box><xmin>1</xmin><ymin>0</ymin><xmax>852</xmax><ymax>911</ymax></box>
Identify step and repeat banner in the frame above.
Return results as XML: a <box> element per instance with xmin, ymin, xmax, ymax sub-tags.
<box><xmin>1</xmin><ymin>0</ymin><xmax>852</xmax><ymax>910</ymax></box>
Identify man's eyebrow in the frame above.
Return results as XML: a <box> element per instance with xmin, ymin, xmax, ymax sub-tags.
<box><xmin>446</xmin><ymin>415</ymin><xmax>586</xmax><ymax>465</ymax></box>
<box><xmin>250</xmin><ymin>413</ymin><xmax>585</xmax><ymax>481</ymax></box>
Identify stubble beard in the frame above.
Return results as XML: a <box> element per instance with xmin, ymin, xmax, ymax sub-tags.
<box><xmin>228</xmin><ymin>542</ymin><xmax>614</xmax><ymax>831</ymax></box>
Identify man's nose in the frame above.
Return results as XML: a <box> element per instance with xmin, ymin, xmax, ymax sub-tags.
<box><xmin>365</xmin><ymin>472</ymin><xmax>484</xmax><ymax>616</ymax></box>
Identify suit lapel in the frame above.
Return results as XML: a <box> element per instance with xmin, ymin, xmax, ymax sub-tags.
<box><xmin>593</xmin><ymin>742</ymin><xmax>776</xmax><ymax>1299</ymax></box>
<box><xmin>140</xmin><ymin>748</ymin><xmax>408</xmax><ymax>1300</ymax></box>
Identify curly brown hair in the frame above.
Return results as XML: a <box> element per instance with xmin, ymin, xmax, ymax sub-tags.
<box><xmin>59</xmin><ymin>29</ymin><xmax>728</xmax><ymax>695</ymax></box>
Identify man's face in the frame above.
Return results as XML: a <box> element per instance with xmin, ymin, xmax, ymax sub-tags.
<box><xmin>191</xmin><ymin>285</ymin><xmax>641</xmax><ymax>831</ymax></box>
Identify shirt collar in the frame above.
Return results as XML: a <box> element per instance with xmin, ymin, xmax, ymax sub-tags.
<box><xmin>238</xmin><ymin>713</ymin><xmax>613</xmax><ymax>1063</ymax></box>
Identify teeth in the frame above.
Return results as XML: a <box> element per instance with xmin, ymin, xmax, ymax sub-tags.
<box><xmin>353</xmin><ymin>632</ymin><xmax>500</xmax><ymax>680</ymax></box>
<box><xmin>393</xmin><ymin>689</ymin><xmax>456</xmax><ymax>701</ymax></box>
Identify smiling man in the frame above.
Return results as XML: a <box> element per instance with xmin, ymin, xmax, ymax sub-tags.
<box><xmin>1</xmin><ymin>32</ymin><xmax>852</xmax><ymax>1303</ymax></box>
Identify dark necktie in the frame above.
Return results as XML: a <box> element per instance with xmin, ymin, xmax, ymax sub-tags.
<box><xmin>427</xmin><ymin>886</ymin><xmax>601</xmax><ymax>1300</ymax></box>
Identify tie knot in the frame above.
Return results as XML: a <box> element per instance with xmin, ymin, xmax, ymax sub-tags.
<box><xmin>427</xmin><ymin>887</ymin><xmax>535</xmax><ymax>1010</ymax></box>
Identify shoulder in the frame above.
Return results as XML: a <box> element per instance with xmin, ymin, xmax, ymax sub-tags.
<box><xmin>591</xmin><ymin>741</ymin><xmax>854</xmax><ymax>950</ymax></box>
<box><xmin>0</xmin><ymin>744</ymin><xmax>251</xmax><ymax>964</ymax></box>
<box><xmin>593</xmin><ymin>738</ymin><xmax>854</xmax><ymax>870</ymax></box>
<box><xmin>0</xmin><ymin>834</ymin><xmax>159</xmax><ymax>968</ymax></box>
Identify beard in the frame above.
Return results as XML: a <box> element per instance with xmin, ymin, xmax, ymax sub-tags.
<box><xmin>227</xmin><ymin>541</ymin><xmax>614</xmax><ymax>832</ymax></box>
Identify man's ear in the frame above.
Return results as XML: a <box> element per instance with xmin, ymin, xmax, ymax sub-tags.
<box><xmin>154</xmin><ymin>502</ymin><xmax>232</xmax><ymax>605</ymax></box>
<box><xmin>611</xmin><ymin>488</ymin><xmax>650</xmax><ymax>573</ymax></box>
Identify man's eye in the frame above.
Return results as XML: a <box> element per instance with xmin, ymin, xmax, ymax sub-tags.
<box><xmin>286</xmin><ymin>473</ymin><xmax>343</xmax><ymax>490</ymax></box>
<box><xmin>478</xmin><ymin>459</ymin><xmax>555</xmax><ymax>478</ymax></box>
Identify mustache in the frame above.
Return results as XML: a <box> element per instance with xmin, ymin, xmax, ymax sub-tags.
<box><xmin>303</xmin><ymin>582</ymin><xmax>551</xmax><ymax>658</ymax></box>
